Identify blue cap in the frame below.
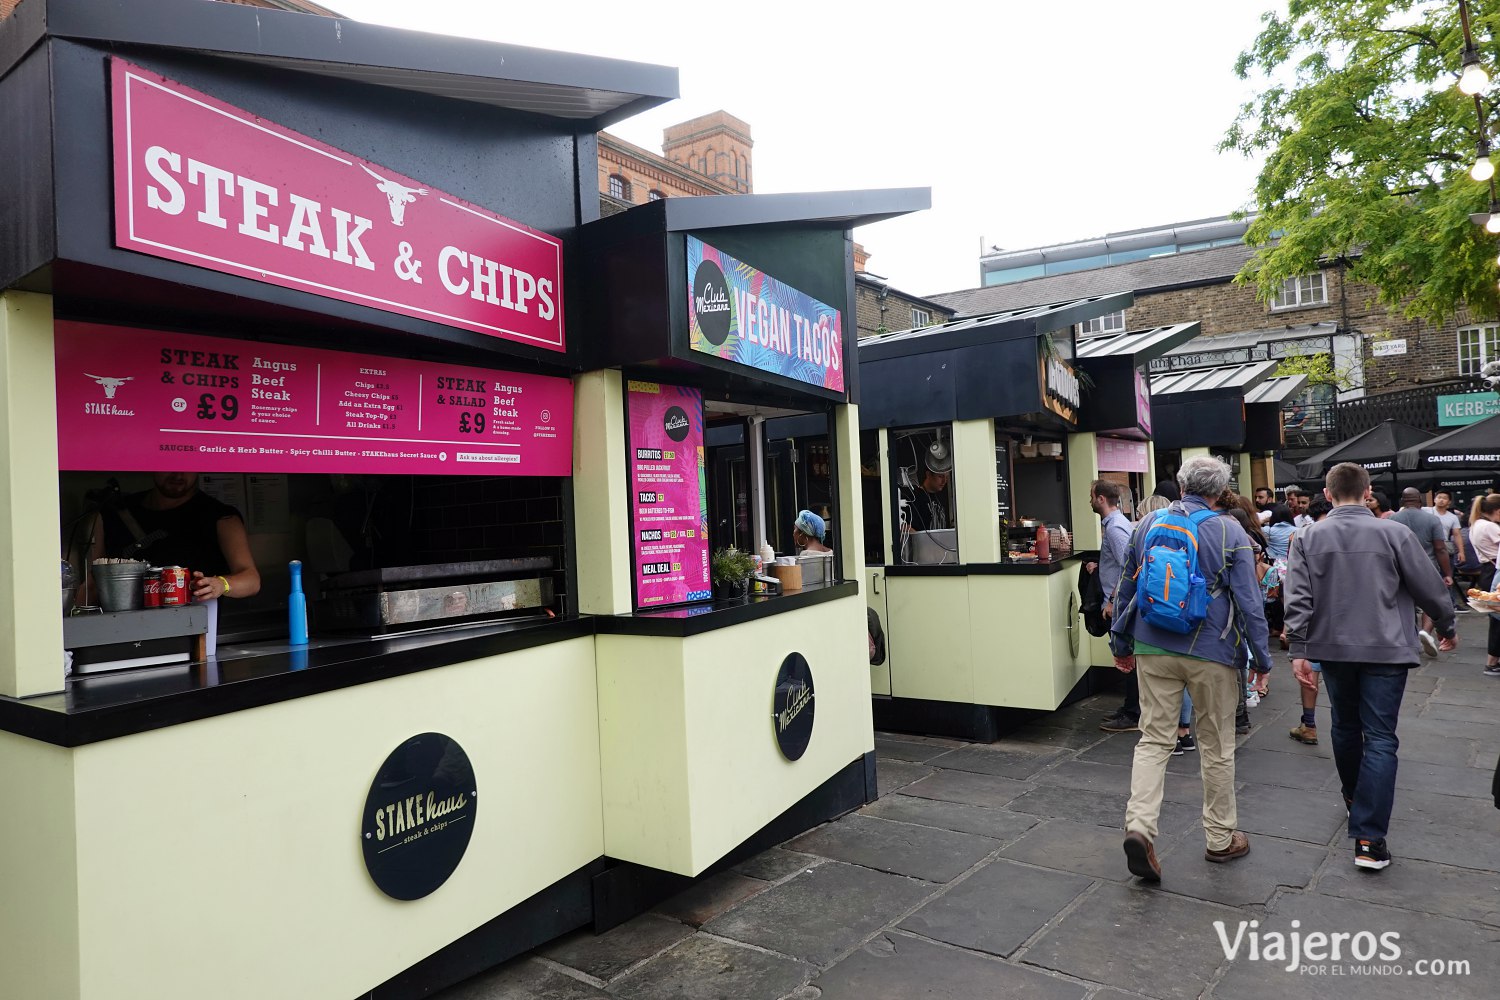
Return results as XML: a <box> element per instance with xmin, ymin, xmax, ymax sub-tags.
<box><xmin>794</xmin><ymin>509</ymin><xmax>826</xmax><ymax>541</ymax></box>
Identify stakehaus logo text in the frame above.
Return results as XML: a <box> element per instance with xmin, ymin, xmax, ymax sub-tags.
<box><xmin>1214</xmin><ymin>919</ymin><xmax>1471</xmax><ymax>978</ymax></box>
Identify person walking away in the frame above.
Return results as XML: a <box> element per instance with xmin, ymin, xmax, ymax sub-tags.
<box><xmin>1289</xmin><ymin>498</ymin><xmax>1332</xmax><ymax>745</ymax></box>
<box><xmin>1262</xmin><ymin>503</ymin><xmax>1296</xmax><ymax>649</ymax></box>
<box><xmin>1092</xmin><ymin>480</ymin><xmax>1141</xmax><ymax>732</ymax></box>
<box><xmin>1424</xmin><ymin>490</ymin><xmax>1467</xmax><ymax>612</ymax></box>
<box><xmin>1389</xmin><ymin>487</ymin><xmax>1455</xmax><ymax>648</ymax></box>
<box><xmin>1284</xmin><ymin>463</ymin><xmax>1458</xmax><ymax>870</ymax></box>
<box><xmin>1110</xmin><ymin>456</ymin><xmax>1273</xmax><ymax>881</ymax></box>
<box><xmin>1471</xmin><ymin>494</ymin><xmax>1500</xmax><ymax>677</ymax></box>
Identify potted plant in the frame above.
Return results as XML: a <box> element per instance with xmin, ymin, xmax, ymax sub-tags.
<box><xmin>711</xmin><ymin>546</ymin><xmax>755</xmax><ymax>601</ymax></box>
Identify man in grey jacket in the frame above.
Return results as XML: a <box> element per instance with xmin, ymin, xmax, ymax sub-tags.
<box><xmin>1110</xmin><ymin>456</ymin><xmax>1273</xmax><ymax>881</ymax></box>
<box><xmin>1285</xmin><ymin>462</ymin><xmax>1458</xmax><ymax>871</ymax></box>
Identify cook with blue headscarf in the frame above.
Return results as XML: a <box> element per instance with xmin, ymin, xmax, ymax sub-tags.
<box><xmin>793</xmin><ymin>509</ymin><xmax>833</xmax><ymax>557</ymax></box>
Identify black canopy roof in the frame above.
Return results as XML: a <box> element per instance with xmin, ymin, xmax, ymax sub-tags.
<box><xmin>1296</xmin><ymin>420</ymin><xmax>1434</xmax><ymax>478</ymax></box>
<box><xmin>1396</xmin><ymin>413</ymin><xmax>1500</xmax><ymax>471</ymax></box>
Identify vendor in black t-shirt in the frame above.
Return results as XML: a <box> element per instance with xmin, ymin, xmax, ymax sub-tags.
<box><xmin>91</xmin><ymin>472</ymin><xmax>261</xmax><ymax>603</ymax></box>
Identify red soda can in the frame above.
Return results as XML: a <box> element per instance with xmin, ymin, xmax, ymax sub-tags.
<box><xmin>142</xmin><ymin>572</ymin><xmax>163</xmax><ymax>609</ymax></box>
<box><xmin>160</xmin><ymin>566</ymin><xmax>189</xmax><ymax>606</ymax></box>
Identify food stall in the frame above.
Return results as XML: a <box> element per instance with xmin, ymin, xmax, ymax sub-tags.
<box><xmin>0</xmin><ymin>3</ymin><xmax>926</xmax><ymax>998</ymax></box>
<box><xmin>856</xmin><ymin>294</ymin><xmax>1133</xmax><ymax>740</ymax></box>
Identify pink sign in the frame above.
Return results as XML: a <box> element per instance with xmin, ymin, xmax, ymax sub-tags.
<box><xmin>627</xmin><ymin>382</ymin><xmax>711</xmax><ymax>608</ymax></box>
<box><xmin>1134</xmin><ymin>368</ymin><xmax>1153</xmax><ymax>434</ymax></box>
<box><xmin>55</xmin><ymin>321</ymin><xmax>573</xmax><ymax>476</ymax></box>
<box><xmin>110</xmin><ymin>58</ymin><xmax>565</xmax><ymax>352</ymax></box>
<box><xmin>1096</xmin><ymin>437</ymin><xmax>1150</xmax><ymax>474</ymax></box>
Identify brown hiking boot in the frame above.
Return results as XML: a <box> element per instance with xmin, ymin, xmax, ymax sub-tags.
<box><xmin>1289</xmin><ymin>724</ymin><xmax>1319</xmax><ymax>745</ymax></box>
<box><xmin>1123</xmin><ymin>831</ymin><xmax>1161</xmax><ymax>882</ymax></box>
<box><xmin>1205</xmin><ymin>831</ymin><xmax>1251</xmax><ymax>863</ymax></box>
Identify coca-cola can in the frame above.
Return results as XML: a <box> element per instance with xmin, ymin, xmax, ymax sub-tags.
<box><xmin>160</xmin><ymin>566</ymin><xmax>189</xmax><ymax>606</ymax></box>
<box><xmin>142</xmin><ymin>572</ymin><xmax>163</xmax><ymax>609</ymax></box>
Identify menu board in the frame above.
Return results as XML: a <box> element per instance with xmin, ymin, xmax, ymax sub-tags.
<box><xmin>627</xmin><ymin>381</ymin><xmax>711</xmax><ymax>608</ymax></box>
<box><xmin>995</xmin><ymin>442</ymin><xmax>1013</xmax><ymax>524</ymax></box>
<box><xmin>54</xmin><ymin>321</ymin><xmax>572</xmax><ymax>476</ymax></box>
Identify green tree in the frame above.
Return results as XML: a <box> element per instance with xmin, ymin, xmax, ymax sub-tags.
<box><xmin>1223</xmin><ymin>0</ymin><xmax>1500</xmax><ymax>326</ymax></box>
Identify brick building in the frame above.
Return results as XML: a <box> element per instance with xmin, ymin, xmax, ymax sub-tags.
<box><xmin>931</xmin><ymin>216</ymin><xmax>1491</xmax><ymax>456</ymax></box>
<box><xmin>597</xmin><ymin>111</ymin><xmax>753</xmax><ymax>215</ymax></box>
<box><xmin>854</xmin><ymin>267</ymin><xmax>955</xmax><ymax>340</ymax></box>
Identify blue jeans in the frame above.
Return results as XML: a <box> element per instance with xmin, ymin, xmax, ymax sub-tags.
<box><xmin>1320</xmin><ymin>661</ymin><xmax>1410</xmax><ymax>841</ymax></box>
<box><xmin>1180</xmin><ymin>689</ymin><xmax>1193</xmax><ymax>728</ymax></box>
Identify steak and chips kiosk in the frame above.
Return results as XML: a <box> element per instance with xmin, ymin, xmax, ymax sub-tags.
<box><xmin>0</xmin><ymin>2</ymin><xmax>925</xmax><ymax>997</ymax></box>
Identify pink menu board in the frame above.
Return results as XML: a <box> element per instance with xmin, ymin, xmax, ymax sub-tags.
<box><xmin>627</xmin><ymin>381</ymin><xmax>711</xmax><ymax>608</ymax></box>
<box><xmin>55</xmin><ymin>321</ymin><xmax>573</xmax><ymax>476</ymax></box>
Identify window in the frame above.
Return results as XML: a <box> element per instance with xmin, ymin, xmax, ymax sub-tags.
<box><xmin>607</xmin><ymin>174</ymin><xmax>630</xmax><ymax>200</ymax></box>
<box><xmin>648</xmin><ymin>189</ymin><xmax>665</xmax><ymax>202</ymax></box>
<box><xmin>1270</xmin><ymin>272</ymin><xmax>1327</xmax><ymax>310</ymax></box>
<box><xmin>1457</xmin><ymin>324</ymin><xmax>1500</xmax><ymax>375</ymax></box>
<box><xmin>910</xmin><ymin>308</ymin><xmax>932</xmax><ymax>328</ymax></box>
<box><xmin>1077</xmin><ymin>310</ymin><xmax>1126</xmax><ymax>336</ymax></box>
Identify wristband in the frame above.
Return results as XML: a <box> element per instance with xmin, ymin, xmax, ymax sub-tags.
<box><xmin>217</xmin><ymin>575</ymin><xmax>231</xmax><ymax>597</ymax></box>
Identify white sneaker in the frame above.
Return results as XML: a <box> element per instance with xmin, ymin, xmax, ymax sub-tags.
<box><xmin>1418</xmin><ymin>630</ymin><xmax>1438</xmax><ymax>659</ymax></box>
<box><xmin>1245</xmin><ymin>691</ymin><xmax>1260</xmax><ymax>708</ymax></box>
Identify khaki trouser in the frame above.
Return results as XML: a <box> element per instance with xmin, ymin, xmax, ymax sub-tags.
<box><xmin>1125</xmin><ymin>653</ymin><xmax>1239</xmax><ymax>851</ymax></box>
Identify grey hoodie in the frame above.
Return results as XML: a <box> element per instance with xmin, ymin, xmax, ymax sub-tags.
<box><xmin>1283</xmin><ymin>504</ymin><xmax>1456</xmax><ymax>665</ymax></box>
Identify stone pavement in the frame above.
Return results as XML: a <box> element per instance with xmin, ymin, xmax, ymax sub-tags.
<box><xmin>438</xmin><ymin>616</ymin><xmax>1500</xmax><ymax>999</ymax></box>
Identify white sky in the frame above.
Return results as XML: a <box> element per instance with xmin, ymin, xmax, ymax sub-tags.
<box><xmin>331</xmin><ymin>0</ymin><xmax>1278</xmax><ymax>298</ymax></box>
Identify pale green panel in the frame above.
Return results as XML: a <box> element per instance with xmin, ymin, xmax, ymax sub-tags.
<box><xmin>1182</xmin><ymin>446</ymin><xmax>1211</xmax><ymax>461</ymax></box>
<box><xmin>835</xmin><ymin>404</ymin><xmax>865</xmax><ymax>584</ymax></box>
<box><xmin>0</xmin><ymin>731</ymin><xmax>81</xmax><ymax>1000</ymax></box>
<box><xmin>1068</xmin><ymin>432</ymin><xmax>1101</xmax><ymax>551</ymax></box>
<box><xmin>595</xmin><ymin>633</ymin><xmax>693</xmax><ymax>872</ymax></box>
<box><xmin>0</xmin><ymin>291</ymin><xmax>64</xmax><ymax>698</ymax></box>
<box><xmin>70</xmin><ymin>639</ymin><xmax>604</xmax><ymax>1000</ymax></box>
<box><xmin>1236</xmin><ymin>452</ymin><xmax>1253</xmax><ymax>494</ymax></box>
<box><xmin>887</xmin><ymin>576</ymin><xmax>973</xmax><ymax>703</ymax></box>
<box><xmin>866</xmin><ymin>567</ymin><xmax>891</xmax><ymax>696</ymax></box>
<box><xmin>877</xmin><ymin>428</ymin><xmax>893</xmax><ymax>566</ymax></box>
<box><xmin>680</xmin><ymin>594</ymin><xmax>872</xmax><ymax>874</ymax></box>
<box><xmin>1047</xmin><ymin>565</ymin><xmax>1091</xmax><ymax>704</ymax></box>
<box><xmin>1146</xmin><ymin>440</ymin><xmax>1157</xmax><ymax>482</ymax></box>
<box><xmin>969</xmin><ymin>575</ymin><xmax>1057</xmax><ymax>709</ymax></box>
<box><xmin>952</xmin><ymin>418</ymin><xmax>1000</xmax><ymax>563</ymax></box>
<box><xmin>1088</xmin><ymin>631</ymin><xmax>1115</xmax><ymax>669</ymax></box>
<box><xmin>573</xmin><ymin>370</ymin><xmax>632</xmax><ymax>615</ymax></box>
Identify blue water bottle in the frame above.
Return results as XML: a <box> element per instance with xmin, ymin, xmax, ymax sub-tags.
<box><xmin>288</xmin><ymin>560</ymin><xmax>309</xmax><ymax>646</ymax></box>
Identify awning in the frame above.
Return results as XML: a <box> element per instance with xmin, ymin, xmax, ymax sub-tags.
<box><xmin>858</xmin><ymin>292</ymin><xmax>1134</xmax><ymax>362</ymax></box>
<box><xmin>1243</xmin><ymin>374</ymin><xmax>1309</xmax><ymax>406</ymax></box>
<box><xmin>1074</xmin><ymin>323</ymin><xmax>1201</xmax><ymax>364</ymax></box>
<box><xmin>1297</xmin><ymin>419</ymin><xmax>1434</xmax><ymax>478</ymax></box>
<box><xmin>1150</xmin><ymin>360</ymin><xmax>1279</xmax><ymax>397</ymax></box>
<box><xmin>1397</xmin><ymin>413</ymin><xmax>1500</xmax><ymax>470</ymax></box>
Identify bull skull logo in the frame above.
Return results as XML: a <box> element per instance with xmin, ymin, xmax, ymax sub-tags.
<box><xmin>361</xmin><ymin>163</ymin><xmax>428</xmax><ymax>227</ymax></box>
<box><xmin>85</xmin><ymin>374</ymin><xmax>133</xmax><ymax>399</ymax></box>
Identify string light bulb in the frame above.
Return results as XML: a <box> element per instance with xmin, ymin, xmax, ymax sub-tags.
<box><xmin>1460</xmin><ymin>55</ymin><xmax>1490</xmax><ymax>95</ymax></box>
<box><xmin>1485</xmin><ymin>212</ymin><xmax>1500</xmax><ymax>233</ymax></box>
<box><xmin>1473</xmin><ymin>147</ymin><xmax>1496</xmax><ymax>181</ymax></box>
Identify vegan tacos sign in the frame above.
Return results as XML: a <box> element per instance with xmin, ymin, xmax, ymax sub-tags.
<box><xmin>110</xmin><ymin>57</ymin><xmax>564</xmax><ymax>351</ymax></box>
<box><xmin>687</xmin><ymin>237</ymin><xmax>845</xmax><ymax>393</ymax></box>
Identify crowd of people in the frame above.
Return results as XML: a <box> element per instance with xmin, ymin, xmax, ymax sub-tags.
<box><xmin>1084</xmin><ymin>457</ymin><xmax>1491</xmax><ymax>881</ymax></box>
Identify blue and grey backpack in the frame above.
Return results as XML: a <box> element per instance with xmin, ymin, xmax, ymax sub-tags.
<box><xmin>1135</xmin><ymin>506</ymin><xmax>1218</xmax><ymax>634</ymax></box>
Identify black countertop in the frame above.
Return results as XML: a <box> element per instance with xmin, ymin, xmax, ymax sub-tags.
<box><xmin>0</xmin><ymin>581</ymin><xmax>864</xmax><ymax>746</ymax></box>
<box><xmin>883</xmin><ymin>556</ymin><xmax>1080</xmax><ymax>577</ymax></box>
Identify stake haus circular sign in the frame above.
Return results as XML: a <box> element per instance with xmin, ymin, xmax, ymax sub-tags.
<box><xmin>361</xmin><ymin>733</ymin><xmax>477</xmax><ymax>900</ymax></box>
<box><xmin>691</xmin><ymin>259</ymin><xmax>733</xmax><ymax>346</ymax></box>
<box><xmin>772</xmin><ymin>653</ymin><xmax>816</xmax><ymax>761</ymax></box>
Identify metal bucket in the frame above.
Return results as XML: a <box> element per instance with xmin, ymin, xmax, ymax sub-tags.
<box><xmin>93</xmin><ymin>561</ymin><xmax>151</xmax><ymax>612</ymax></box>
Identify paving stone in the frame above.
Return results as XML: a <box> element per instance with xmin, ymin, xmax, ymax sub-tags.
<box><xmin>1382</xmin><ymin>817</ymin><xmax>1500</xmax><ymax>871</ymax></box>
<box><xmin>1318</xmin><ymin>857</ymin><xmax>1500</xmax><ymax>927</ymax></box>
<box><xmin>538</xmin><ymin>914</ymin><xmax>693</xmax><ymax>981</ymax></box>
<box><xmin>1075</xmin><ymin>732</ymin><xmax>1203</xmax><ymax>774</ymax></box>
<box><xmin>1228</xmin><ymin>746</ymin><xmax>1337</xmax><ymax>790</ymax></box>
<box><xmin>862</xmin><ymin>793</ymin><xmax>1039</xmax><ymax>841</ymax></box>
<box><xmin>1419</xmin><ymin>701</ymin><xmax>1499</xmax><ymax>724</ymax></box>
<box><xmin>1209</xmin><ymin>891</ymin><xmax>1499</xmax><ymax>1000</ymax></box>
<box><xmin>1428</xmin><ymin>683</ymin><xmax>1500</xmax><ymax>708</ymax></box>
<box><xmin>607</xmin><ymin>933</ymin><xmax>811</xmax><ymax>1000</ymax></box>
<box><xmin>925</xmin><ymin>746</ymin><xmax>1069</xmax><ymax>779</ymax></box>
<box><xmin>432</xmin><ymin>956</ymin><xmax>611</xmax><ymax>1000</ymax></box>
<box><xmin>812</xmin><ymin>931</ymin><xmax>1087</xmax><ymax>1000</ymax></box>
<box><xmin>787</xmin><ymin>813</ymin><xmax>999</xmax><ymax>883</ymax></box>
<box><xmin>1152</xmin><ymin>831</ymin><xmax>1324</xmax><ymax>906</ymax></box>
<box><xmin>652</xmin><ymin>871</ymin><xmax>766</xmax><ymax>927</ymax></box>
<box><xmin>1241</xmin><ymin>708</ymin><xmax>1333</xmax><ymax>756</ymax></box>
<box><xmin>1431</xmin><ymin>673</ymin><xmax>1500</xmax><ymax>690</ymax></box>
<box><xmin>998</xmin><ymin>724</ymin><xmax>1107</xmax><ymax>751</ymax></box>
<box><xmin>731</xmin><ymin>847</ymin><xmax>823</xmax><ymax>883</ymax></box>
<box><xmin>1389</xmin><ymin>715</ymin><xmax>1499</xmax><ymax>742</ymax></box>
<box><xmin>1392</xmin><ymin>759</ymin><xmax>1493</xmax><ymax>798</ymax></box>
<box><xmin>1045</xmin><ymin>759</ymin><xmax>1207</xmax><ymax>806</ymax></box>
<box><xmin>874</xmin><ymin>737</ymin><xmax>953</xmax><ymax>763</ymax></box>
<box><xmin>1384</xmin><ymin>730</ymin><xmax>1479</xmax><ymax>767</ymax></box>
<box><xmin>702</xmin><ymin>861</ymin><xmax>932</xmax><ymax>966</ymax></box>
<box><xmin>1402</xmin><ymin>674</ymin><xmax>1439</xmax><ymax>693</ymax></box>
<box><xmin>1004</xmin><ymin>784</ymin><xmax>1201</xmax><ymax>836</ymax></box>
<box><xmin>897</xmin><ymin>858</ymin><xmax>1091</xmax><ymax>958</ymax></box>
<box><xmin>1473</xmin><ymin>742</ymin><xmax>1500</xmax><ymax>770</ymax></box>
<box><xmin>1022</xmin><ymin>882</ymin><xmax>1233</xmax><ymax>1000</ymax></box>
<box><xmin>875</xmin><ymin>759</ymin><xmax>934</xmax><ymax>797</ymax></box>
<box><xmin>999</xmin><ymin>818</ymin><xmax>1147</xmax><ymax>883</ymax></box>
<box><xmin>1231</xmin><ymin>781</ymin><xmax>1347</xmax><ymax>844</ymax></box>
<box><xmin>898</xmin><ymin>768</ymin><xmax>1033</xmax><ymax>808</ymax></box>
<box><xmin>874</xmin><ymin>730</ymin><xmax>968</xmax><ymax>747</ymax></box>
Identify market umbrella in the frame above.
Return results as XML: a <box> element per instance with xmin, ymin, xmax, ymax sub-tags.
<box><xmin>1295</xmin><ymin>419</ymin><xmax>1435</xmax><ymax>479</ymax></box>
<box><xmin>1396</xmin><ymin>412</ymin><xmax>1500</xmax><ymax>472</ymax></box>
<box><xmin>1271</xmin><ymin>458</ymin><xmax>1307</xmax><ymax>493</ymax></box>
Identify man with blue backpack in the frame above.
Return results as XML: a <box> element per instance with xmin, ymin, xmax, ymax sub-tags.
<box><xmin>1109</xmin><ymin>456</ymin><xmax>1274</xmax><ymax>882</ymax></box>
